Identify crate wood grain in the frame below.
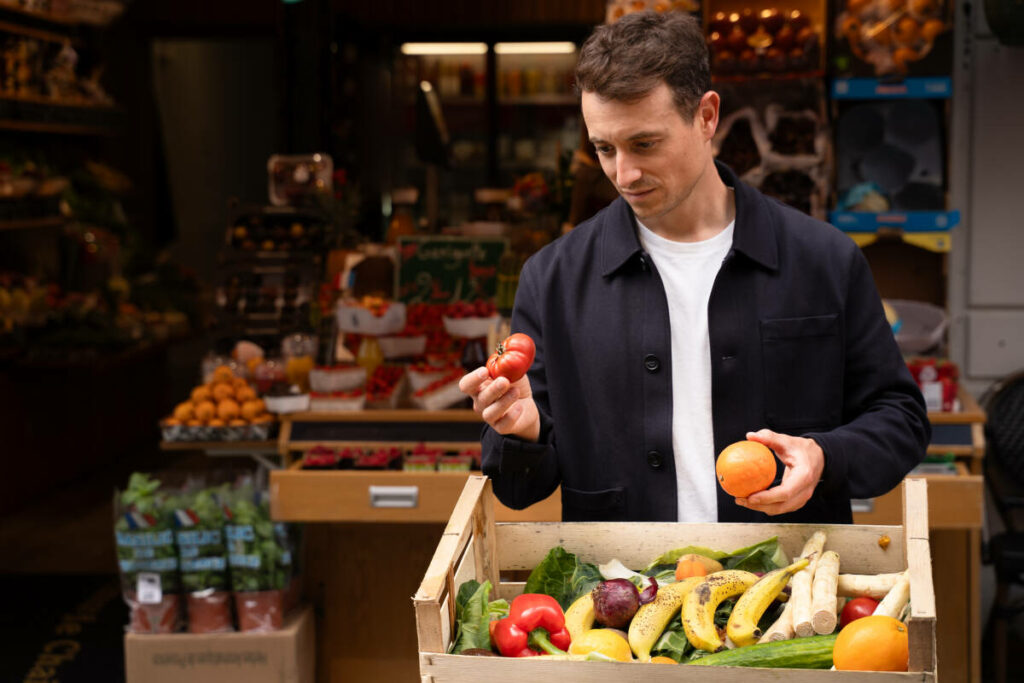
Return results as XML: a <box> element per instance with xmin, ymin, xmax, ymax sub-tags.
<box><xmin>414</xmin><ymin>476</ymin><xmax>936</xmax><ymax>682</ymax></box>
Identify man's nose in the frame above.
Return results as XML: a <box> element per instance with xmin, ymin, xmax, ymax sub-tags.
<box><xmin>616</xmin><ymin>154</ymin><xmax>642</xmax><ymax>188</ymax></box>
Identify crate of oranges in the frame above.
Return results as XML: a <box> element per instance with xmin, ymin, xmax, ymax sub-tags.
<box><xmin>160</xmin><ymin>365</ymin><xmax>277</xmax><ymax>442</ymax></box>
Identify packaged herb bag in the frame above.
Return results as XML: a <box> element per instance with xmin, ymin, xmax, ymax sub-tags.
<box><xmin>174</xmin><ymin>483</ymin><xmax>233</xmax><ymax>633</ymax></box>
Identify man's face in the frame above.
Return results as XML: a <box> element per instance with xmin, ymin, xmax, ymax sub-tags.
<box><xmin>582</xmin><ymin>83</ymin><xmax>717</xmax><ymax>232</ymax></box>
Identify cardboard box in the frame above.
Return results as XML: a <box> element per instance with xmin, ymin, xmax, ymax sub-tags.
<box><xmin>124</xmin><ymin>604</ymin><xmax>314</xmax><ymax>683</ymax></box>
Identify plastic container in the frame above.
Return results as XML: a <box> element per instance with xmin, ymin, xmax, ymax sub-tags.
<box><xmin>888</xmin><ymin>299</ymin><xmax>948</xmax><ymax>353</ymax></box>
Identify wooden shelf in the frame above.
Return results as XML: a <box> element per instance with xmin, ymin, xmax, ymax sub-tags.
<box><xmin>0</xmin><ymin>118</ymin><xmax>114</xmax><ymax>135</ymax></box>
<box><xmin>853</xmin><ymin>462</ymin><xmax>983</xmax><ymax>529</ymax></box>
<box><xmin>159</xmin><ymin>439</ymin><xmax>278</xmax><ymax>453</ymax></box>
<box><xmin>270</xmin><ymin>462</ymin><xmax>560</xmax><ymax>523</ymax></box>
<box><xmin>285</xmin><ymin>409</ymin><xmax>479</xmax><ymax>423</ymax></box>
<box><xmin>0</xmin><ymin>215</ymin><xmax>63</xmax><ymax>231</ymax></box>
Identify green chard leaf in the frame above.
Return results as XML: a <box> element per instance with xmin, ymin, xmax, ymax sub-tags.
<box><xmin>524</xmin><ymin>546</ymin><xmax>602</xmax><ymax>611</ymax></box>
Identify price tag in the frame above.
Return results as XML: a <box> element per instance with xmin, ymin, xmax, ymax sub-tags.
<box><xmin>921</xmin><ymin>382</ymin><xmax>943</xmax><ymax>412</ymax></box>
<box><xmin>136</xmin><ymin>572</ymin><xmax>163</xmax><ymax>604</ymax></box>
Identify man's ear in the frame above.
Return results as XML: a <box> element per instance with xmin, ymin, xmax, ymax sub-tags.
<box><xmin>697</xmin><ymin>91</ymin><xmax>721</xmax><ymax>140</ymax></box>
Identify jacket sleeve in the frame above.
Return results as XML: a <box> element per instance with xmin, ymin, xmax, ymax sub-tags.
<box><xmin>805</xmin><ymin>246</ymin><xmax>931</xmax><ymax>500</ymax></box>
<box><xmin>480</xmin><ymin>255</ymin><xmax>561</xmax><ymax>510</ymax></box>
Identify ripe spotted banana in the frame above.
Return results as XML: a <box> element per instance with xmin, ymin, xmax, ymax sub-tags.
<box><xmin>564</xmin><ymin>592</ymin><xmax>596</xmax><ymax>641</ymax></box>
<box><xmin>681</xmin><ymin>569</ymin><xmax>760</xmax><ymax>653</ymax></box>
<box><xmin>726</xmin><ymin>557</ymin><xmax>810</xmax><ymax>647</ymax></box>
<box><xmin>627</xmin><ymin>576</ymin><xmax>704</xmax><ymax>660</ymax></box>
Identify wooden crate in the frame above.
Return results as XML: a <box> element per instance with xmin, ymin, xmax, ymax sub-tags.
<box><xmin>413</xmin><ymin>476</ymin><xmax>936</xmax><ymax>682</ymax></box>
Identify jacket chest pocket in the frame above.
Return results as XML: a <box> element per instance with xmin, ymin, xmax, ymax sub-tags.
<box><xmin>760</xmin><ymin>314</ymin><xmax>842</xmax><ymax>430</ymax></box>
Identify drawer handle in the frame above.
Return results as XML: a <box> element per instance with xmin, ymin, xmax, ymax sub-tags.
<box><xmin>850</xmin><ymin>498</ymin><xmax>875</xmax><ymax>514</ymax></box>
<box><xmin>370</xmin><ymin>485</ymin><xmax>419</xmax><ymax>508</ymax></box>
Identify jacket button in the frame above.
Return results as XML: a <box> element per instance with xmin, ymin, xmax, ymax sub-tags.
<box><xmin>646</xmin><ymin>450</ymin><xmax>663</xmax><ymax>469</ymax></box>
<box><xmin>644</xmin><ymin>354</ymin><xmax>660</xmax><ymax>372</ymax></box>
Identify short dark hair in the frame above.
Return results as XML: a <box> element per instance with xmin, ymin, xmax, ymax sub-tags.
<box><xmin>575</xmin><ymin>11</ymin><xmax>711</xmax><ymax>120</ymax></box>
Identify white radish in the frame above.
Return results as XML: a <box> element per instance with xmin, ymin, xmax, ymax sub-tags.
<box><xmin>758</xmin><ymin>597</ymin><xmax>795</xmax><ymax>643</ymax></box>
<box><xmin>810</xmin><ymin>550</ymin><xmax>841</xmax><ymax>634</ymax></box>
<box><xmin>837</xmin><ymin>572</ymin><xmax>902</xmax><ymax>599</ymax></box>
<box><xmin>873</xmin><ymin>571</ymin><xmax>911</xmax><ymax>619</ymax></box>
<box><xmin>792</xmin><ymin>530</ymin><xmax>827</xmax><ymax>637</ymax></box>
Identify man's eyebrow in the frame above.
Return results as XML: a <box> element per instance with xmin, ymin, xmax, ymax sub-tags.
<box><xmin>589</xmin><ymin>131</ymin><xmax>664</xmax><ymax>144</ymax></box>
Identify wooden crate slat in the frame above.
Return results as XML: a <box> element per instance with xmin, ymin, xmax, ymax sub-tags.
<box><xmin>494</xmin><ymin>522</ymin><xmax>906</xmax><ymax>574</ymax></box>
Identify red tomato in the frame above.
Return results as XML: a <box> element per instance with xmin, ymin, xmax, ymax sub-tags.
<box><xmin>486</xmin><ymin>333</ymin><xmax>535</xmax><ymax>383</ymax></box>
<box><xmin>839</xmin><ymin>596</ymin><xmax>880</xmax><ymax>629</ymax></box>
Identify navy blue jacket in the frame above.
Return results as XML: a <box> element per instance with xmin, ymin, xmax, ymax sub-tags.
<box><xmin>481</xmin><ymin>161</ymin><xmax>930</xmax><ymax>523</ymax></box>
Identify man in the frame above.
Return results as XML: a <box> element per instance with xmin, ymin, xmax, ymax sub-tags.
<box><xmin>459</xmin><ymin>11</ymin><xmax>929</xmax><ymax>523</ymax></box>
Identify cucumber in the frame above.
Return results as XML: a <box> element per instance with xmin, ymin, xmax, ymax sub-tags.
<box><xmin>687</xmin><ymin>634</ymin><xmax>837</xmax><ymax>668</ymax></box>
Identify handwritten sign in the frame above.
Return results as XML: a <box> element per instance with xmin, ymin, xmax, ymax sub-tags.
<box><xmin>396</xmin><ymin>236</ymin><xmax>508</xmax><ymax>304</ymax></box>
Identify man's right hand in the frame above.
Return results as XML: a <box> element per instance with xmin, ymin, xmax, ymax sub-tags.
<box><xmin>458</xmin><ymin>366</ymin><xmax>541</xmax><ymax>443</ymax></box>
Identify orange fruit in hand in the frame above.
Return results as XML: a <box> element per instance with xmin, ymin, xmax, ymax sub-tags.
<box><xmin>833</xmin><ymin>615</ymin><xmax>908</xmax><ymax>671</ymax></box>
<box><xmin>715</xmin><ymin>440</ymin><xmax>776</xmax><ymax>498</ymax></box>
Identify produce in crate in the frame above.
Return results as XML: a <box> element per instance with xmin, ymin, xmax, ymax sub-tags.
<box><xmin>627</xmin><ymin>576</ymin><xmax>704</xmax><ymax>660</ymax></box>
<box><xmin>839</xmin><ymin>596</ymin><xmax>880</xmax><ymax>629</ymax></box>
<box><xmin>726</xmin><ymin>557</ymin><xmax>809</xmax><ymax>647</ymax></box>
<box><xmin>491</xmin><ymin>593</ymin><xmax>572</xmax><ymax>657</ymax></box>
<box><xmin>682</xmin><ymin>570</ymin><xmax>760</xmax><ymax>652</ymax></box>
<box><xmin>832</xmin><ymin>615</ymin><xmax>909</xmax><ymax>671</ymax></box>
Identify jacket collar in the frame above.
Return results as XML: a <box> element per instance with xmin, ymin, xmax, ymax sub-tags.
<box><xmin>600</xmin><ymin>160</ymin><xmax>779</xmax><ymax>277</ymax></box>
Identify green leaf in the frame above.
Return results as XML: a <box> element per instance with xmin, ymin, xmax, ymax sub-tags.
<box><xmin>450</xmin><ymin>580</ymin><xmax>494</xmax><ymax>655</ymax></box>
<box><xmin>524</xmin><ymin>547</ymin><xmax>602</xmax><ymax>611</ymax></box>
<box><xmin>643</xmin><ymin>546</ymin><xmax>729</xmax><ymax>572</ymax></box>
<box><xmin>651</xmin><ymin>613</ymin><xmax>693</xmax><ymax>662</ymax></box>
<box><xmin>722</xmin><ymin>537</ymin><xmax>788</xmax><ymax>573</ymax></box>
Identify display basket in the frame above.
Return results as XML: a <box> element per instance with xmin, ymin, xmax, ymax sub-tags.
<box><xmin>414</xmin><ymin>477</ymin><xmax>936</xmax><ymax>682</ymax></box>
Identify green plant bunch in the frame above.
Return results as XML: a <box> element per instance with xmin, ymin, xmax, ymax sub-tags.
<box><xmin>114</xmin><ymin>472</ymin><xmax>180</xmax><ymax>594</ymax></box>
<box><xmin>174</xmin><ymin>484</ymin><xmax>230</xmax><ymax>594</ymax></box>
<box><xmin>225</xmin><ymin>487</ymin><xmax>293</xmax><ymax>593</ymax></box>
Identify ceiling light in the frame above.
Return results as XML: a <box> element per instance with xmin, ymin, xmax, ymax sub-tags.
<box><xmin>494</xmin><ymin>42</ymin><xmax>577</xmax><ymax>55</ymax></box>
<box><xmin>400</xmin><ymin>43</ymin><xmax>488</xmax><ymax>56</ymax></box>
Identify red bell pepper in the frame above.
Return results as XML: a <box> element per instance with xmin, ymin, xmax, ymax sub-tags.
<box><xmin>491</xmin><ymin>593</ymin><xmax>572</xmax><ymax>657</ymax></box>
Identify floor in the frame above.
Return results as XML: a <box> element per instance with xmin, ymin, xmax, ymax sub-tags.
<box><xmin>3</xmin><ymin>457</ymin><xmax>1024</xmax><ymax>682</ymax></box>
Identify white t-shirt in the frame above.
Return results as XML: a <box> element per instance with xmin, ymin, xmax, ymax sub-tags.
<box><xmin>636</xmin><ymin>218</ymin><xmax>735</xmax><ymax>522</ymax></box>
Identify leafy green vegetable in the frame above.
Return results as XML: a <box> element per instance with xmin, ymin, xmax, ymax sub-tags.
<box><xmin>651</xmin><ymin>612</ymin><xmax>693</xmax><ymax>662</ymax></box>
<box><xmin>450</xmin><ymin>580</ymin><xmax>495</xmax><ymax>654</ymax></box>
<box><xmin>643</xmin><ymin>537</ymin><xmax>788</xmax><ymax>576</ymax></box>
<box><xmin>523</xmin><ymin>547</ymin><xmax>603</xmax><ymax>611</ymax></box>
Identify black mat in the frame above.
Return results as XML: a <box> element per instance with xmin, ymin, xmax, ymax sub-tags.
<box><xmin>0</xmin><ymin>574</ymin><xmax>125</xmax><ymax>683</ymax></box>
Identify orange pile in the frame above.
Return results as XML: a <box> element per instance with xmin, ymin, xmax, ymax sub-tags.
<box><xmin>163</xmin><ymin>365</ymin><xmax>272</xmax><ymax>430</ymax></box>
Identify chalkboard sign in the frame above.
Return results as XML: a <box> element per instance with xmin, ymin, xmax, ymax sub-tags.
<box><xmin>396</xmin><ymin>236</ymin><xmax>508</xmax><ymax>304</ymax></box>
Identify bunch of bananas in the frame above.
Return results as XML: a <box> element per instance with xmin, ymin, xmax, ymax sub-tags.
<box><xmin>565</xmin><ymin>557</ymin><xmax>809</xmax><ymax>661</ymax></box>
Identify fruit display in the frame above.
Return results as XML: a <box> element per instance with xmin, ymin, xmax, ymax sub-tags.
<box><xmin>707</xmin><ymin>7</ymin><xmax>822</xmax><ymax>76</ymax></box>
<box><xmin>160</xmin><ymin>365</ymin><xmax>276</xmax><ymax>442</ymax></box>
<box><xmin>713</xmin><ymin>79</ymin><xmax>830</xmax><ymax>218</ymax></box>
<box><xmin>834</xmin><ymin>0</ymin><xmax>952</xmax><ymax>76</ymax></box>
<box><xmin>605</xmin><ymin>0</ymin><xmax>701</xmax><ymax>23</ymax></box>
<box><xmin>226</xmin><ymin>208</ymin><xmax>327</xmax><ymax>254</ymax></box>
<box><xmin>448</xmin><ymin>530</ymin><xmax>914</xmax><ymax>670</ymax></box>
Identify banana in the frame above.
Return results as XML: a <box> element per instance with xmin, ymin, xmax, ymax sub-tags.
<box><xmin>681</xmin><ymin>569</ymin><xmax>760</xmax><ymax>652</ymax></box>
<box><xmin>564</xmin><ymin>592</ymin><xmax>596</xmax><ymax>641</ymax></box>
<box><xmin>627</xmin><ymin>576</ymin><xmax>703</xmax><ymax>660</ymax></box>
<box><xmin>726</xmin><ymin>558</ymin><xmax>810</xmax><ymax>647</ymax></box>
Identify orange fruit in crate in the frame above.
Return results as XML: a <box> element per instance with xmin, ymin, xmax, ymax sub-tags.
<box><xmin>208</xmin><ymin>418</ymin><xmax>226</xmax><ymax>427</ymax></box>
<box><xmin>194</xmin><ymin>400</ymin><xmax>216</xmax><ymax>422</ymax></box>
<box><xmin>650</xmin><ymin>656</ymin><xmax>677</xmax><ymax>664</ymax></box>
<box><xmin>211</xmin><ymin>382</ymin><xmax>235</xmax><ymax>402</ymax></box>
<box><xmin>186</xmin><ymin>419</ymin><xmax>203</xmax><ymax>427</ymax></box>
<box><xmin>240</xmin><ymin>399</ymin><xmax>265</xmax><ymax>421</ymax></box>
<box><xmin>173</xmin><ymin>402</ymin><xmax>194</xmax><ymax>421</ymax></box>
<box><xmin>229</xmin><ymin>418</ymin><xmax>248</xmax><ymax>427</ymax></box>
<box><xmin>251</xmin><ymin>413</ymin><xmax>273</xmax><ymax>424</ymax></box>
<box><xmin>715</xmin><ymin>440</ymin><xmax>776</xmax><ymax>498</ymax></box>
<box><xmin>833</xmin><ymin>615</ymin><xmax>908</xmax><ymax>671</ymax></box>
<box><xmin>212</xmin><ymin>366</ymin><xmax>234</xmax><ymax>383</ymax></box>
<box><xmin>217</xmin><ymin>399</ymin><xmax>240</xmax><ymax>421</ymax></box>
<box><xmin>191</xmin><ymin>385</ymin><xmax>212</xmax><ymax>403</ymax></box>
<box><xmin>235</xmin><ymin>385</ymin><xmax>257</xmax><ymax>403</ymax></box>
<box><xmin>164</xmin><ymin>418</ymin><xmax>182</xmax><ymax>426</ymax></box>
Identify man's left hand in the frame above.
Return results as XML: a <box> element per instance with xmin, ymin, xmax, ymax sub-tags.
<box><xmin>736</xmin><ymin>429</ymin><xmax>825</xmax><ymax>516</ymax></box>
